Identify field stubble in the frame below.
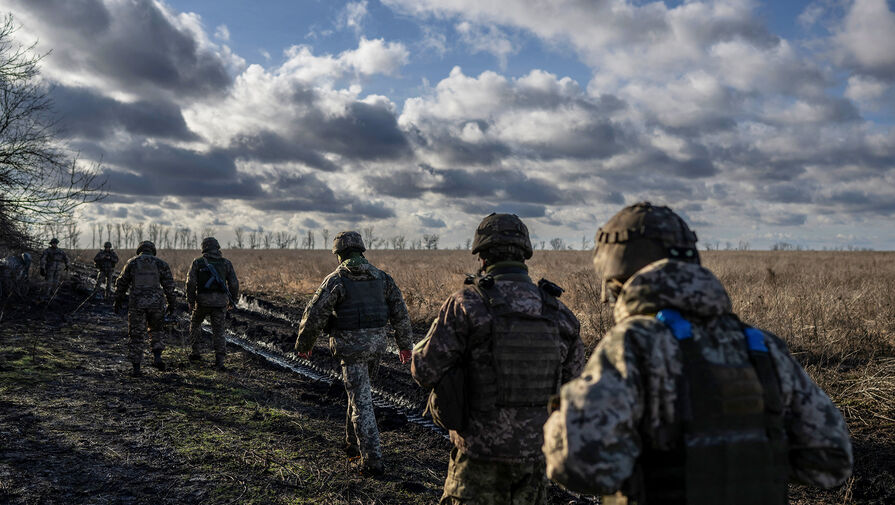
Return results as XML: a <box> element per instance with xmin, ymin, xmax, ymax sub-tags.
<box><xmin>76</xmin><ymin>248</ymin><xmax>895</xmax><ymax>502</ymax></box>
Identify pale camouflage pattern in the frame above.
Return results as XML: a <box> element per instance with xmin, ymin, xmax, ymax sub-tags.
<box><xmin>440</xmin><ymin>448</ymin><xmax>546</xmax><ymax>505</ymax></box>
<box><xmin>343</xmin><ymin>359</ymin><xmax>382</xmax><ymax>463</ymax></box>
<box><xmin>40</xmin><ymin>247</ymin><xmax>69</xmax><ymax>296</ymax></box>
<box><xmin>295</xmin><ymin>257</ymin><xmax>413</xmax><ymax>361</ymax></box>
<box><xmin>186</xmin><ymin>250</ymin><xmax>240</xmax><ymax>308</ymax></box>
<box><xmin>190</xmin><ymin>306</ymin><xmax>228</xmax><ymax>356</ymax></box>
<box><xmin>412</xmin><ymin>268</ymin><xmax>585</xmax><ymax>462</ymax></box>
<box><xmin>0</xmin><ymin>254</ymin><xmax>30</xmax><ymax>299</ymax></box>
<box><xmin>543</xmin><ymin>259</ymin><xmax>853</xmax><ymax>495</ymax></box>
<box><xmin>127</xmin><ymin>308</ymin><xmax>165</xmax><ymax>364</ymax></box>
<box><xmin>114</xmin><ymin>254</ymin><xmax>176</xmax><ymax>310</ymax></box>
<box><xmin>93</xmin><ymin>249</ymin><xmax>119</xmax><ymax>298</ymax></box>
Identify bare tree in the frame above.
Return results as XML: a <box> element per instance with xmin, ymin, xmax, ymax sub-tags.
<box><xmin>275</xmin><ymin>231</ymin><xmax>294</xmax><ymax>249</ymax></box>
<box><xmin>234</xmin><ymin>227</ymin><xmax>245</xmax><ymax>248</ymax></box>
<box><xmin>320</xmin><ymin>228</ymin><xmax>330</xmax><ymax>248</ymax></box>
<box><xmin>363</xmin><ymin>226</ymin><xmax>375</xmax><ymax>249</ymax></box>
<box><xmin>263</xmin><ymin>230</ymin><xmax>273</xmax><ymax>249</ymax></box>
<box><xmin>0</xmin><ymin>15</ymin><xmax>105</xmax><ymax>246</ymax></box>
<box><xmin>248</xmin><ymin>229</ymin><xmax>259</xmax><ymax>249</ymax></box>
<box><xmin>201</xmin><ymin>226</ymin><xmax>214</xmax><ymax>239</ymax></box>
<box><xmin>423</xmin><ymin>234</ymin><xmax>440</xmax><ymax>250</ymax></box>
<box><xmin>390</xmin><ymin>235</ymin><xmax>406</xmax><ymax>250</ymax></box>
<box><xmin>549</xmin><ymin>238</ymin><xmax>566</xmax><ymax>250</ymax></box>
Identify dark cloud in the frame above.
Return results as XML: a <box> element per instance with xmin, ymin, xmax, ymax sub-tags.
<box><xmin>13</xmin><ymin>0</ymin><xmax>233</xmax><ymax>98</ymax></box>
<box><xmin>416</xmin><ymin>215</ymin><xmax>446</xmax><ymax>228</ymax></box>
<box><xmin>461</xmin><ymin>201</ymin><xmax>546</xmax><ymax>218</ymax></box>
<box><xmin>52</xmin><ymin>85</ymin><xmax>196</xmax><ymax>141</ymax></box>
<box><xmin>249</xmin><ymin>172</ymin><xmax>395</xmax><ymax>219</ymax></box>
<box><xmin>227</xmin><ymin>130</ymin><xmax>339</xmax><ymax>171</ymax></box>
<box><xmin>760</xmin><ymin>212</ymin><xmax>807</xmax><ymax>226</ymax></box>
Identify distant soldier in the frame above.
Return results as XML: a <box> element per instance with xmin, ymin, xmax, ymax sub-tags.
<box><xmin>543</xmin><ymin>202</ymin><xmax>853</xmax><ymax>504</ymax></box>
<box><xmin>295</xmin><ymin>231</ymin><xmax>413</xmax><ymax>476</ymax></box>
<box><xmin>187</xmin><ymin>237</ymin><xmax>239</xmax><ymax>370</ymax></box>
<box><xmin>39</xmin><ymin>238</ymin><xmax>68</xmax><ymax>298</ymax></box>
<box><xmin>93</xmin><ymin>241</ymin><xmax>119</xmax><ymax>300</ymax></box>
<box><xmin>0</xmin><ymin>252</ymin><xmax>32</xmax><ymax>300</ymax></box>
<box><xmin>114</xmin><ymin>241</ymin><xmax>177</xmax><ymax>376</ymax></box>
<box><xmin>412</xmin><ymin>213</ymin><xmax>585</xmax><ymax>505</ymax></box>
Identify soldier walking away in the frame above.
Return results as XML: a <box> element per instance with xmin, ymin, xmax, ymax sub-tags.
<box><xmin>93</xmin><ymin>242</ymin><xmax>119</xmax><ymax>300</ymax></box>
<box><xmin>0</xmin><ymin>252</ymin><xmax>32</xmax><ymax>301</ymax></box>
<box><xmin>114</xmin><ymin>241</ymin><xmax>177</xmax><ymax>376</ymax></box>
<box><xmin>542</xmin><ymin>202</ymin><xmax>853</xmax><ymax>504</ymax></box>
<box><xmin>412</xmin><ymin>213</ymin><xmax>585</xmax><ymax>505</ymax></box>
<box><xmin>187</xmin><ymin>237</ymin><xmax>239</xmax><ymax>370</ymax></box>
<box><xmin>295</xmin><ymin>231</ymin><xmax>414</xmax><ymax>477</ymax></box>
<box><xmin>40</xmin><ymin>238</ymin><xmax>68</xmax><ymax>298</ymax></box>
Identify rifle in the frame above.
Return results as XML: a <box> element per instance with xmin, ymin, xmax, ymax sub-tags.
<box><xmin>203</xmin><ymin>258</ymin><xmax>236</xmax><ymax>308</ymax></box>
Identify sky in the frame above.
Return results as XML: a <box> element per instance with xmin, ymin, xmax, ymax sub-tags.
<box><xmin>5</xmin><ymin>0</ymin><xmax>895</xmax><ymax>250</ymax></box>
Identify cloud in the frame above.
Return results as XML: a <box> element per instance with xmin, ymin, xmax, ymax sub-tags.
<box><xmin>835</xmin><ymin>0</ymin><xmax>895</xmax><ymax>79</ymax></box>
<box><xmin>455</xmin><ymin>22</ymin><xmax>517</xmax><ymax>68</ymax></box>
<box><xmin>214</xmin><ymin>24</ymin><xmax>230</xmax><ymax>41</ymax></box>
<box><xmin>339</xmin><ymin>1</ymin><xmax>369</xmax><ymax>34</ymax></box>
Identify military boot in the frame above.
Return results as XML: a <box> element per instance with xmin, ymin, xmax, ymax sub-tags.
<box><xmin>131</xmin><ymin>362</ymin><xmax>142</xmax><ymax>377</ymax></box>
<box><xmin>360</xmin><ymin>457</ymin><xmax>385</xmax><ymax>478</ymax></box>
<box><xmin>152</xmin><ymin>350</ymin><xmax>166</xmax><ymax>371</ymax></box>
<box><xmin>214</xmin><ymin>353</ymin><xmax>226</xmax><ymax>371</ymax></box>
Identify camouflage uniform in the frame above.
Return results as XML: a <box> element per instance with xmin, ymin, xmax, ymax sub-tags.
<box><xmin>93</xmin><ymin>246</ymin><xmax>119</xmax><ymax>299</ymax></box>
<box><xmin>114</xmin><ymin>248</ymin><xmax>176</xmax><ymax>367</ymax></box>
<box><xmin>0</xmin><ymin>253</ymin><xmax>31</xmax><ymax>300</ymax></box>
<box><xmin>187</xmin><ymin>243</ymin><xmax>239</xmax><ymax>365</ymax></box>
<box><xmin>40</xmin><ymin>242</ymin><xmax>68</xmax><ymax>297</ymax></box>
<box><xmin>412</xmin><ymin>262</ymin><xmax>585</xmax><ymax>505</ymax></box>
<box><xmin>295</xmin><ymin>253</ymin><xmax>413</xmax><ymax>470</ymax></box>
<box><xmin>542</xmin><ymin>259</ymin><xmax>854</xmax><ymax>498</ymax></box>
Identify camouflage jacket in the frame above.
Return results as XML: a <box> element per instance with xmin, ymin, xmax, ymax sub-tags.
<box><xmin>295</xmin><ymin>256</ymin><xmax>413</xmax><ymax>363</ymax></box>
<box><xmin>186</xmin><ymin>250</ymin><xmax>239</xmax><ymax>308</ymax></box>
<box><xmin>412</xmin><ymin>263</ymin><xmax>586</xmax><ymax>463</ymax></box>
<box><xmin>543</xmin><ymin>259</ymin><xmax>853</xmax><ymax>494</ymax></box>
<box><xmin>40</xmin><ymin>247</ymin><xmax>68</xmax><ymax>270</ymax></box>
<box><xmin>114</xmin><ymin>253</ymin><xmax>176</xmax><ymax>311</ymax></box>
<box><xmin>93</xmin><ymin>250</ymin><xmax>119</xmax><ymax>271</ymax></box>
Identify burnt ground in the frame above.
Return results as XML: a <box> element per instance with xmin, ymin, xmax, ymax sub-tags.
<box><xmin>0</xmin><ymin>270</ymin><xmax>892</xmax><ymax>504</ymax></box>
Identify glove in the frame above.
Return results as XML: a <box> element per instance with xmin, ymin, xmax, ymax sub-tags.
<box><xmin>297</xmin><ymin>350</ymin><xmax>313</xmax><ymax>359</ymax></box>
<box><xmin>399</xmin><ymin>350</ymin><xmax>412</xmax><ymax>365</ymax></box>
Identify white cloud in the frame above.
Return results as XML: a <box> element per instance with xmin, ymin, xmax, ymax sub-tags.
<box><xmin>340</xmin><ymin>1</ymin><xmax>369</xmax><ymax>33</ymax></box>
<box><xmin>214</xmin><ymin>24</ymin><xmax>230</xmax><ymax>41</ymax></box>
<box><xmin>455</xmin><ymin>22</ymin><xmax>517</xmax><ymax>68</ymax></box>
<box><xmin>835</xmin><ymin>0</ymin><xmax>895</xmax><ymax>78</ymax></box>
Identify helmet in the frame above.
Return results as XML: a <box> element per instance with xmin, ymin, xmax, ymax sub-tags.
<box><xmin>201</xmin><ymin>237</ymin><xmax>221</xmax><ymax>253</ymax></box>
<box><xmin>471</xmin><ymin>213</ymin><xmax>533</xmax><ymax>259</ymax></box>
<box><xmin>593</xmin><ymin>202</ymin><xmax>698</xmax><ymax>302</ymax></box>
<box><xmin>332</xmin><ymin>231</ymin><xmax>365</xmax><ymax>255</ymax></box>
<box><xmin>136</xmin><ymin>240</ymin><xmax>157</xmax><ymax>256</ymax></box>
<box><xmin>104</xmin><ymin>241</ymin><xmax>112</xmax><ymax>248</ymax></box>
<box><xmin>49</xmin><ymin>238</ymin><xmax>59</xmax><ymax>245</ymax></box>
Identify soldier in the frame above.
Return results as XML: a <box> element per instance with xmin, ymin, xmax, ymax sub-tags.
<box><xmin>114</xmin><ymin>240</ymin><xmax>177</xmax><ymax>376</ymax></box>
<box><xmin>186</xmin><ymin>237</ymin><xmax>239</xmax><ymax>370</ymax></box>
<box><xmin>39</xmin><ymin>238</ymin><xmax>68</xmax><ymax>298</ymax></box>
<box><xmin>93</xmin><ymin>241</ymin><xmax>119</xmax><ymax>300</ymax></box>
<box><xmin>0</xmin><ymin>252</ymin><xmax>31</xmax><ymax>300</ymax></box>
<box><xmin>543</xmin><ymin>202</ymin><xmax>853</xmax><ymax>504</ymax></box>
<box><xmin>295</xmin><ymin>231</ymin><xmax>413</xmax><ymax>476</ymax></box>
<box><xmin>412</xmin><ymin>213</ymin><xmax>585</xmax><ymax>505</ymax></box>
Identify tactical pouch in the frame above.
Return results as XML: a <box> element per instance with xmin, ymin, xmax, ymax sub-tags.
<box><xmin>425</xmin><ymin>365</ymin><xmax>468</xmax><ymax>431</ymax></box>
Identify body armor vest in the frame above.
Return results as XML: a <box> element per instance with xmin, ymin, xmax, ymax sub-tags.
<box><xmin>467</xmin><ymin>276</ymin><xmax>563</xmax><ymax>411</ymax></box>
<box><xmin>133</xmin><ymin>256</ymin><xmax>161</xmax><ymax>291</ymax></box>
<box><xmin>44</xmin><ymin>249</ymin><xmax>66</xmax><ymax>265</ymax></box>
<box><xmin>629</xmin><ymin>309</ymin><xmax>789</xmax><ymax>505</ymax></box>
<box><xmin>332</xmin><ymin>276</ymin><xmax>389</xmax><ymax>331</ymax></box>
<box><xmin>197</xmin><ymin>257</ymin><xmax>227</xmax><ymax>293</ymax></box>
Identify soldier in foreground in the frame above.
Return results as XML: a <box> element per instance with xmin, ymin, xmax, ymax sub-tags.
<box><xmin>187</xmin><ymin>237</ymin><xmax>239</xmax><ymax>370</ymax></box>
<box><xmin>295</xmin><ymin>231</ymin><xmax>413</xmax><ymax>476</ymax></box>
<box><xmin>114</xmin><ymin>241</ymin><xmax>177</xmax><ymax>376</ymax></box>
<box><xmin>40</xmin><ymin>238</ymin><xmax>68</xmax><ymax>298</ymax></box>
<box><xmin>0</xmin><ymin>251</ymin><xmax>31</xmax><ymax>300</ymax></box>
<box><xmin>543</xmin><ymin>202</ymin><xmax>853</xmax><ymax>504</ymax></box>
<box><xmin>93</xmin><ymin>241</ymin><xmax>119</xmax><ymax>300</ymax></box>
<box><xmin>412</xmin><ymin>214</ymin><xmax>585</xmax><ymax>505</ymax></box>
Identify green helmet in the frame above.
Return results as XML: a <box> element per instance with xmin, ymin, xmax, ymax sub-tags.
<box><xmin>49</xmin><ymin>238</ymin><xmax>59</xmax><ymax>245</ymax></box>
<box><xmin>593</xmin><ymin>202</ymin><xmax>698</xmax><ymax>302</ymax></box>
<box><xmin>471</xmin><ymin>213</ymin><xmax>533</xmax><ymax>259</ymax></box>
<box><xmin>104</xmin><ymin>241</ymin><xmax>112</xmax><ymax>248</ymax></box>
<box><xmin>136</xmin><ymin>240</ymin><xmax>157</xmax><ymax>256</ymax></box>
<box><xmin>201</xmin><ymin>237</ymin><xmax>221</xmax><ymax>253</ymax></box>
<box><xmin>332</xmin><ymin>231</ymin><xmax>365</xmax><ymax>255</ymax></box>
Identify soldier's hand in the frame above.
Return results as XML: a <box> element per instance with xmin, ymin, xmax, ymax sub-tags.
<box><xmin>398</xmin><ymin>349</ymin><xmax>412</xmax><ymax>364</ymax></box>
<box><xmin>227</xmin><ymin>303</ymin><xmax>234</xmax><ymax>311</ymax></box>
<box><xmin>297</xmin><ymin>350</ymin><xmax>312</xmax><ymax>359</ymax></box>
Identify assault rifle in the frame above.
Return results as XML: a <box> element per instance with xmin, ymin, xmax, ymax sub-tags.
<box><xmin>203</xmin><ymin>258</ymin><xmax>237</xmax><ymax>308</ymax></box>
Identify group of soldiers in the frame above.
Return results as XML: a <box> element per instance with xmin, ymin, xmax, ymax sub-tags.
<box><xmin>6</xmin><ymin>202</ymin><xmax>853</xmax><ymax>504</ymax></box>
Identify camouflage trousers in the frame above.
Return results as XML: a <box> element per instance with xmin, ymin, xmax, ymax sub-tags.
<box><xmin>128</xmin><ymin>308</ymin><xmax>165</xmax><ymax>364</ymax></box>
<box><xmin>95</xmin><ymin>269</ymin><xmax>115</xmax><ymax>298</ymax></box>
<box><xmin>44</xmin><ymin>265</ymin><xmax>65</xmax><ymax>297</ymax></box>
<box><xmin>440</xmin><ymin>448</ymin><xmax>547</xmax><ymax>505</ymax></box>
<box><xmin>189</xmin><ymin>306</ymin><xmax>227</xmax><ymax>356</ymax></box>
<box><xmin>342</xmin><ymin>358</ymin><xmax>382</xmax><ymax>464</ymax></box>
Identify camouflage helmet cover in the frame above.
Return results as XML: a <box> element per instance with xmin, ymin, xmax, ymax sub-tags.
<box><xmin>332</xmin><ymin>231</ymin><xmax>365</xmax><ymax>254</ymax></box>
<box><xmin>104</xmin><ymin>241</ymin><xmax>112</xmax><ymax>248</ymax></box>
<box><xmin>471</xmin><ymin>213</ymin><xmax>533</xmax><ymax>259</ymax></box>
<box><xmin>593</xmin><ymin>202</ymin><xmax>698</xmax><ymax>296</ymax></box>
<box><xmin>201</xmin><ymin>236</ymin><xmax>221</xmax><ymax>253</ymax></box>
<box><xmin>49</xmin><ymin>237</ymin><xmax>59</xmax><ymax>245</ymax></box>
<box><xmin>136</xmin><ymin>240</ymin><xmax>157</xmax><ymax>256</ymax></box>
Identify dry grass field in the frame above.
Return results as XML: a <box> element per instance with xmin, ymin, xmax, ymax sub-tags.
<box><xmin>73</xmin><ymin>248</ymin><xmax>895</xmax><ymax>502</ymax></box>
